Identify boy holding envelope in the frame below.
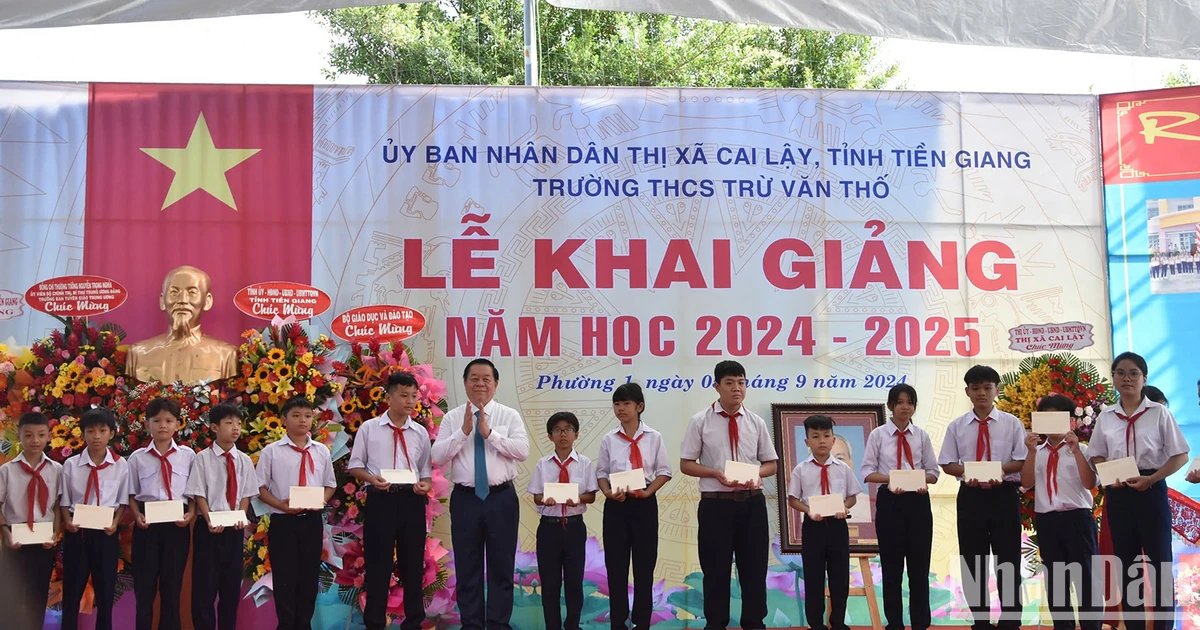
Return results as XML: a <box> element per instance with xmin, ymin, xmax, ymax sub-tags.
<box><xmin>185</xmin><ymin>402</ymin><xmax>259</xmax><ymax>630</ymax></box>
<box><xmin>0</xmin><ymin>412</ymin><xmax>63</xmax><ymax>630</ymax></box>
<box><xmin>347</xmin><ymin>371</ymin><xmax>434</xmax><ymax>630</ymax></box>
<box><xmin>256</xmin><ymin>397</ymin><xmax>336</xmax><ymax>630</ymax></box>
<box><xmin>679</xmin><ymin>360</ymin><xmax>778</xmax><ymax>630</ymax></box>
<box><xmin>937</xmin><ymin>365</ymin><xmax>1028</xmax><ymax>630</ymax></box>
<box><xmin>60</xmin><ymin>407</ymin><xmax>129</xmax><ymax>630</ymax></box>
<box><xmin>1021</xmin><ymin>394</ymin><xmax>1100</xmax><ymax>630</ymax></box>
<box><xmin>528</xmin><ymin>411</ymin><xmax>598</xmax><ymax>630</ymax></box>
<box><xmin>788</xmin><ymin>414</ymin><xmax>861</xmax><ymax>630</ymax></box>
<box><xmin>127</xmin><ymin>397</ymin><xmax>196</xmax><ymax>630</ymax></box>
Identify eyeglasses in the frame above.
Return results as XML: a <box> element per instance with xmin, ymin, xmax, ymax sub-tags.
<box><xmin>1113</xmin><ymin>370</ymin><xmax>1143</xmax><ymax>379</ymax></box>
<box><xmin>550</xmin><ymin>427</ymin><xmax>576</xmax><ymax>436</ymax></box>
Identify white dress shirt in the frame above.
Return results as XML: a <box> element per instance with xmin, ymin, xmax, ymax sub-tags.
<box><xmin>348</xmin><ymin>415</ymin><xmax>433</xmax><ymax>478</ymax></box>
<box><xmin>680</xmin><ymin>402</ymin><xmax>779</xmax><ymax>493</ymax></box>
<box><xmin>788</xmin><ymin>455</ymin><xmax>863</xmax><ymax>504</ymax></box>
<box><xmin>1032</xmin><ymin>441</ymin><xmax>1095</xmax><ymax>513</ymax></box>
<box><xmin>60</xmin><ymin>449</ymin><xmax>130</xmax><ymax>511</ymax></box>
<box><xmin>431</xmin><ymin>400</ymin><xmax>530</xmax><ymax>487</ymax></box>
<box><xmin>596</xmin><ymin>422</ymin><xmax>673</xmax><ymax>484</ymax></box>
<box><xmin>860</xmin><ymin>420</ymin><xmax>941</xmax><ymax>481</ymax></box>
<box><xmin>184</xmin><ymin>444</ymin><xmax>260</xmax><ymax>512</ymax></box>
<box><xmin>255</xmin><ymin>434</ymin><xmax>337</xmax><ymax>515</ymax></box>
<box><xmin>0</xmin><ymin>452</ymin><xmax>63</xmax><ymax>525</ymax></box>
<box><xmin>527</xmin><ymin>450</ymin><xmax>599</xmax><ymax>517</ymax></box>
<box><xmin>937</xmin><ymin>407</ymin><xmax>1028</xmax><ymax>482</ymax></box>
<box><xmin>1088</xmin><ymin>398</ymin><xmax>1189</xmax><ymax>471</ymax></box>
<box><xmin>128</xmin><ymin>442</ymin><xmax>196</xmax><ymax>503</ymax></box>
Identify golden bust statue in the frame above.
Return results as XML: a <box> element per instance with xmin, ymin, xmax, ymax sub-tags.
<box><xmin>125</xmin><ymin>265</ymin><xmax>238</xmax><ymax>385</ymax></box>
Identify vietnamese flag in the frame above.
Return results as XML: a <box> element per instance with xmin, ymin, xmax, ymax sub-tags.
<box><xmin>83</xmin><ymin>83</ymin><xmax>313</xmax><ymax>345</ymax></box>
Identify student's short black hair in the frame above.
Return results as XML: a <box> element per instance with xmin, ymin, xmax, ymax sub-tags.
<box><xmin>546</xmin><ymin>411</ymin><xmax>580</xmax><ymax>435</ymax></box>
<box><xmin>79</xmin><ymin>408</ymin><xmax>117</xmax><ymax>432</ymax></box>
<box><xmin>207</xmin><ymin>402</ymin><xmax>243</xmax><ymax>426</ymax></box>
<box><xmin>280</xmin><ymin>397</ymin><xmax>317</xmax><ymax>417</ymax></box>
<box><xmin>964</xmin><ymin>365</ymin><xmax>1001</xmax><ymax>386</ymax></box>
<box><xmin>463</xmin><ymin>358</ymin><xmax>499</xmax><ymax>382</ymax></box>
<box><xmin>713</xmin><ymin>360</ymin><xmax>745</xmax><ymax>382</ymax></box>
<box><xmin>387</xmin><ymin>371</ymin><xmax>419</xmax><ymax>392</ymax></box>
<box><xmin>18</xmin><ymin>412</ymin><xmax>49</xmax><ymax>428</ymax></box>
<box><xmin>146</xmin><ymin>398</ymin><xmax>182</xmax><ymax>421</ymax></box>
<box><xmin>612</xmin><ymin>383</ymin><xmax>645</xmax><ymax>409</ymax></box>
<box><xmin>1037</xmin><ymin>394</ymin><xmax>1075</xmax><ymax>413</ymax></box>
<box><xmin>887</xmin><ymin>383</ymin><xmax>918</xmax><ymax>408</ymax></box>
<box><xmin>1112</xmin><ymin>352</ymin><xmax>1148</xmax><ymax>377</ymax></box>
<box><xmin>804</xmin><ymin>414</ymin><xmax>834</xmax><ymax>433</ymax></box>
<box><xmin>1143</xmin><ymin>386</ymin><xmax>1168</xmax><ymax>406</ymax></box>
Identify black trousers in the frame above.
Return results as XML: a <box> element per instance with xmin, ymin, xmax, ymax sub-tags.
<box><xmin>450</xmin><ymin>483</ymin><xmax>519</xmax><ymax>630</ymax></box>
<box><xmin>6</xmin><ymin>543</ymin><xmax>55</xmax><ymax>630</ymax></box>
<box><xmin>363</xmin><ymin>488</ymin><xmax>428</xmax><ymax>630</ymax></box>
<box><xmin>537</xmin><ymin>515</ymin><xmax>586</xmax><ymax>630</ymax></box>
<box><xmin>802</xmin><ymin>516</ymin><xmax>851</xmax><ymax>630</ymax></box>
<box><xmin>602</xmin><ymin>494</ymin><xmax>658</xmax><ymax>630</ymax></box>
<box><xmin>1106</xmin><ymin>476</ymin><xmax>1175</xmax><ymax>630</ymax></box>
<box><xmin>876</xmin><ymin>487</ymin><xmax>933</xmax><ymax>630</ymax></box>
<box><xmin>192</xmin><ymin>516</ymin><xmax>246</xmax><ymax>630</ymax></box>
<box><xmin>267</xmin><ymin>511</ymin><xmax>325</xmax><ymax>630</ymax></box>
<box><xmin>62</xmin><ymin>528</ymin><xmax>120</xmax><ymax>630</ymax></box>
<box><xmin>696</xmin><ymin>492</ymin><xmax>768</xmax><ymax>630</ymax></box>
<box><xmin>956</xmin><ymin>482</ymin><xmax>1023</xmax><ymax>630</ymax></box>
<box><xmin>1036</xmin><ymin>508</ymin><xmax>1101</xmax><ymax>630</ymax></box>
<box><xmin>132</xmin><ymin>520</ymin><xmax>191</xmax><ymax>630</ymax></box>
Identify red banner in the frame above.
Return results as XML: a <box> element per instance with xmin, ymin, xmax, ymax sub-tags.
<box><xmin>1101</xmin><ymin>85</ymin><xmax>1200</xmax><ymax>184</ymax></box>
<box><xmin>331</xmin><ymin>305</ymin><xmax>426</xmax><ymax>344</ymax></box>
<box><xmin>234</xmin><ymin>281</ymin><xmax>331</xmax><ymax>321</ymax></box>
<box><xmin>24</xmin><ymin>275</ymin><xmax>127</xmax><ymax>317</ymax></box>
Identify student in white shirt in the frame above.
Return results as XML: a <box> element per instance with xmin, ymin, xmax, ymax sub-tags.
<box><xmin>347</xmin><ymin>371</ymin><xmax>433</xmax><ymax>630</ymax></box>
<box><xmin>431</xmin><ymin>358</ymin><xmax>529</xmax><ymax>630</ymax></box>
<box><xmin>0</xmin><ymin>412</ymin><xmax>63</xmax><ymax>630</ymax></box>
<box><xmin>59</xmin><ymin>408</ymin><xmax>130</xmax><ymax>630</ymax></box>
<box><xmin>127</xmin><ymin>397</ymin><xmax>196</xmax><ymax>630</ymax></box>
<box><xmin>1021</xmin><ymin>394</ymin><xmax>1100</xmax><ymax>630</ymax></box>
<box><xmin>597</xmin><ymin>383</ymin><xmax>672</xmax><ymax>630</ymax></box>
<box><xmin>1088</xmin><ymin>352</ymin><xmax>1190</xmax><ymax>630</ymax></box>
<box><xmin>860</xmin><ymin>384</ymin><xmax>939</xmax><ymax>630</ymax></box>
<box><xmin>937</xmin><ymin>365</ymin><xmax>1028</xmax><ymax>630</ymax></box>
<box><xmin>256</xmin><ymin>397</ymin><xmax>337</xmax><ymax>630</ymax></box>
<box><xmin>185</xmin><ymin>402</ymin><xmax>259</xmax><ymax>630</ymax></box>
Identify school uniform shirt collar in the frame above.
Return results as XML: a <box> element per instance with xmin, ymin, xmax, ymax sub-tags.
<box><xmin>1116</xmin><ymin>396</ymin><xmax>1153</xmax><ymax>416</ymax></box>
<box><xmin>970</xmin><ymin>408</ymin><xmax>996</xmax><ymax>423</ymax></box>
<box><xmin>1037</xmin><ymin>439</ymin><xmax>1070</xmax><ymax>452</ymax></box>
<box><xmin>280</xmin><ymin>433</ymin><xmax>316</xmax><ymax>450</ymax></box>
<box><xmin>212</xmin><ymin>443</ymin><xmax>238</xmax><ymax>457</ymax></box>
<box><xmin>554</xmin><ymin>450</ymin><xmax>580</xmax><ymax>465</ymax></box>
<box><xmin>150</xmin><ymin>441</ymin><xmax>181</xmax><ymax>456</ymax></box>
<box><xmin>19</xmin><ymin>451</ymin><xmax>49</xmax><ymax>468</ymax></box>
<box><xmin>609</xmin><ymin>422</ymin><xmax>646</xmax><ymax>440</ymax></box>
<box><xmin>887</xmin><ymin>421</ymin><xmax>915</xmax><ymax>436</ymax></box>
<box><xmin>710</xmin><ymin>401</ymin><xmax>745</xmax><ymax>417</ymax></box>
<box><xmin>83</xmin><ymin>449</ymin><xmax>117</xmax><ymax>467</ymax></box>
<box><xmin>804</xmin><ymin>454</ymin><xmax>843</xmax><ymax>468</ymax></box>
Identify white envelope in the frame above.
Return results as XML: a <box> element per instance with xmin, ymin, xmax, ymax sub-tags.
<box><xmin>1097</xmin><ymin>457</ymin><xmax>1141</xmax><ymax>487</ymax></box>
<box><xmin>609</xmin><ymin>468</ymin><xmax>647</xmax><ymax>492</ymax></box>
<box><xmin>808</xmin><ymin>493</ymin><xmax>845</xmax><ymax>518</ymax></box>
<box><xmin>289</xmin><ymin>486</ymin><xmax>325</xmax><ymax>510</ymax></box>
<box><xmin>963</xmin><ymin>461</ymin><xmax>1004</xmax><ymax>483</ymax></box>
<box><xmin>381</xmin><ymin>469</ymin><xmax>418</xmax><ymax>485</ymax></box>
<box><xmin>144</xmin><ymin>500</ymin><xmax>185</xmax><ymax>524</ymax></box>
<box><xmin>73</xmin><ymin>504</ymin><xmax>115</xmax><ymax>530</ymax></box>
<box><xmin>544</xmin><ymin>482</ymin><xmax>579</xmax><ymax>504</ymax></box>
<box><xmin>10</xmin><ymin>521</ymin><xmax>54</xmax><ymax>545</ymax></box>
<box><xmin>889</xmin><ymin>469</ymin><xmax>927</xmax><ymax>492</ymax></box>
<box><xmin>1189</xmin><ymin>457</ymin><xmax>1200</xmax><ymax>475</ymax></box>
<box><xmin>1032</xmin><ymin>411</ymin><xmax>1072</xmax><ymax>435</ymax></box>
<box><xmin>208</xmin><ymin>510</ymin><xmax>248</xmax><ymax>528</ymax></box>
<box><xmin>724</xmin><ymin>460</ymin><xmax>759</xmax><ymax>484</ymax></box>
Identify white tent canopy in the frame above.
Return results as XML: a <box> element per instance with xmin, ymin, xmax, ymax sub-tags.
<box><xmin>0</xmin><ymin>0</ymin><xmax>410</xmax><ymax>28</ymax></box>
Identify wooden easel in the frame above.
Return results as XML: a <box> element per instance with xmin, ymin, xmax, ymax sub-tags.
<box><xmin>824</xmin><ymin>553</ymin><xmax>883</xmax><ymax>630</ymax></box>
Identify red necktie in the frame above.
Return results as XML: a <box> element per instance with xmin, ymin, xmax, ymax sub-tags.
<box><xmin>1046</xmin><ymin>442</ymin><xmax>1066</xmax><ymax>504</ymax></box>
<box><xmin>149</xmin><ymin>447</ymin><xmax>175</xmax><ymax>500</ymax></box>
<box><xmin>616</xmin><ymin>430</ymin><xmax>644</xmax><ymax>470</ymax></box>
<box><xmin>84</xmin><ymin>458</ymin><xmax>113</xmax><ymax>505</ymax></box>
<box><xmin>1116</xmin><ymin>408</ymin><xmax>1148</xmax><ymax>459</ymax></box>
<box><xmin>554</xmin><ymin>456</ymin><xmax>573</xmax><ymax>523</ymax></box>
<box><xmin>896</xmin><ymin>430</ymin><xmax>915</xmax><ymax>470</ymax></box>
<box><xmin>975</xmin><ymin>417</ymin><xmax>993</xmax><ymax>461</ymax></box>
<box><xmin>290</xmin><ymin>444</ymin><xmax>315</xmax><ymax>487</ymax></box>
<box><xmin>817</xmin><ymin>461</ymin><xmax>832</xmax><ymax>495</ymax></box>
<box><xmin>719</xmin><ymin>410</ymin><xmax>740</xmax><ymax>458</ymax></box>
<box><xmin>222</xmin><ymin>451</ymin><xmax>238</xmax><ymax>511</ymax></box>
<box><xmin>18</xmin><ymin>459</ymin><xmax>49</xmax><ymax>529</ymax></box>
<box><xmin>390</xmin><ymin>424</ymin><xmax>414</xmax><ymax>471</ymax></box>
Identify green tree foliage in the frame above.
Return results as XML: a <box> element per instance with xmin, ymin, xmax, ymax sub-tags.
<box><xmin>1164</xmin><ymin>63</ymin><xmax>1198</xmax><ymax>88</ymax></box>
<box><xmin>312</xmin><ymin>0</ymin><xmax>899</xmax><ymax>88</ymax></box>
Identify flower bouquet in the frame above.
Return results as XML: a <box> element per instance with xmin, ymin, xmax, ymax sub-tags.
<box><xmin>8</xmin><ymin>318</ymin><xmax>126</xmax><ymax>421</ymax></box>
<box><xmin>110</xmin><ymin>381</ymin><xmax>223</xmax><ymax>456</ymax></box>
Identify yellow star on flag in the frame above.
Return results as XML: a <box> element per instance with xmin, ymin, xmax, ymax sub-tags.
<box><xmin>140</xmin><ymin>112</ymin><xmax>261</xmax><ymax>211</ymax></box>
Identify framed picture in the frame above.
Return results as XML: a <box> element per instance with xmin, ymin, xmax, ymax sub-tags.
<box><xmin>772</xmin><ymin>403</ymin><xmax>887</xmax><ymax>554</ymax></box>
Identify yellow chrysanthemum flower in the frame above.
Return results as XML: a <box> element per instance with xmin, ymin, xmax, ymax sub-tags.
<box><xmin>75</xmin><ymin>383</ymin><xmax>89</xmax><ymax>394</ymax></box>
<box><xmin>257</xmin><ymin>547</ymin><xmax>267</xmax><ymax>560</ymax></box>
<box><xmin>250</xmin><ymin>394</ymin><xmax>260</xmax><ymax>404</ymax></box>
<box><xmin>71</xmin><ymin>427</ymin><xmax>81</xmax><ymax>438</ymax></box>
<box><xmin>300</xmin><ymin>353</ymin><xmax>314</xmax><ymax>366</ymax></box>
<box><xmin>51</xmin><ymin>437</ymin><xmax>65</xmax><ymax>448</ymax></box>
<box><xmin>267</xmin><ymin>393</ymin><xmax>281</xmax><ymax>406</ymax></box>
